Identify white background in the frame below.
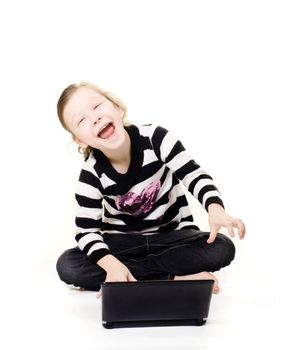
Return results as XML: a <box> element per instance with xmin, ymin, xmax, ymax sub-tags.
<box><xmin>0</xmin><ymin>1</ymin><xmax>286</xmax><ymax>349</ymax></box>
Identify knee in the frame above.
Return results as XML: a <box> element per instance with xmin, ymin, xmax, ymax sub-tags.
<box><xmin>217</xmin><ymin>233</ymin><xmax>236</xmax><ymax>267</ymax></box>
<box><xmin>56</xmin><ymin>247</ymin><xmax>104</xmax><ymax>291</ymax></box>
<box><xmin>56</xmin><ymin>248</ymin><xmax>78</xmax><ymax>285</ymax></box>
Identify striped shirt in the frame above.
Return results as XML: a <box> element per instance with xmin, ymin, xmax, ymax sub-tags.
<box><xmin>75</xmin><ymin>124</ymin><xmax>224</xmax><ymax>263</ymax></box>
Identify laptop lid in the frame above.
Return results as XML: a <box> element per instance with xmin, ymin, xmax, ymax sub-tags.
<box><xmin>101</xmin><ymin>279</ymin><xmax>214</xmax><ymax>328</ymax></box>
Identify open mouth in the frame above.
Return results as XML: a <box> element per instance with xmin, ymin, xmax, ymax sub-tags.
<box><xmin>97</xmin><ymin>122</ymin><xmax>115</xmax><ymax>139</ymax></box>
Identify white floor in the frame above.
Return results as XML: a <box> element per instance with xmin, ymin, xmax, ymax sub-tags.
<box><xmin>1</xmin><ymin>2</ymin><xmax>286</xmax><ymax>349</ymax></box>
<box><xmin>2</xmin><ymin>178</ymin><xmax>285</xmax><ymax>350</ymax></box>
<box><xmin>3</xmin><ymin>240</ymin><xmax>285</xmax><ymax>350</ymax></box>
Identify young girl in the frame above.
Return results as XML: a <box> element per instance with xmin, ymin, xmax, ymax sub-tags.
<box><xmin>56</xmin><ymin>81</ymin><xmax>246</xmax><ymax>296</ymax></box>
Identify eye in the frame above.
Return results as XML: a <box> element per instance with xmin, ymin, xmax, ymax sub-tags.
<box><xmin>78</xmin><ymin>117</ymin><xmax>85</xmax><ymax>125</ymax></box>
<box><xmin>93</xmin><ymin>104</ymin><xmax>101</xmax><ymax>110</ymax></box>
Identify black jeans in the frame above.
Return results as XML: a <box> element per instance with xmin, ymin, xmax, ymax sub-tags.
<box><xmin>56</xmin><ymin>229</ymin><xmax>235</xmax><ymax>291</ymax></box>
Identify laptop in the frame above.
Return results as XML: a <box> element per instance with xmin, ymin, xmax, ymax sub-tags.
<box><xmin>101</xmin><ymin>279</ymin><xmax>214</xmax><ymax>328</ymax></box>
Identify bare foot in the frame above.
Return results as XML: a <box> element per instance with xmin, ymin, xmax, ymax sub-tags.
<box><xmin>174</xmin><ymin>271</ymin><xmax>219</xmax><ymax>294</ymax></box>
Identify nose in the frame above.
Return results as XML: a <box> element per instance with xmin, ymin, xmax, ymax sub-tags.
<box><xmin>92</xmin><ymin>116</ymin><xmax>101</xmax><ymax>126</ymax></box>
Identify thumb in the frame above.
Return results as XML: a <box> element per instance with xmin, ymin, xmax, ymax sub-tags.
<box><xmin>207</xmin><ymin>226</ymin><xmax>219</xmax><ymax>244</ymax></box>
<box><xmin>128</xmin><ymin>273</ymin><xmax>137</xmax><ymax>282</ymax></box>
<box><xmin>96</xmin><ymin>288</ymin><xmax>102</xmax><ymax>299</ymax></box>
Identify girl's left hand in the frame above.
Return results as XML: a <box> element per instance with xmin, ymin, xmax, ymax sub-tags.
<box><xmin>207</xmin><ymin>204</ymin><xmax>246</xmax><ymax>244</ymax></box>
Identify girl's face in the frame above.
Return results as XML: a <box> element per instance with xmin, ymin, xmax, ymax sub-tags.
<box><xmin>63</xmin><ymin>87</ymin><xmax>126</xmax><ymax>153</ymax></box>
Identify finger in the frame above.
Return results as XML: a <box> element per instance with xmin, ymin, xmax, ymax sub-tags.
<box><xmin>227</xmin><ymin>225</ymin><xmax>235</xmax><ymax>238</ymax></box>
<box><xmin>207</xmin><ymin>227</ymin><xmax>219</xmax><ymax>244</ymax></box>
<box><xmin>235</xmin><ymin>219</ymin><xmax>246</xmax><ymax>239</ymax></box>
<box><xmin>232</xmin><ymin>219</ymin><xmax>246</xmax><ymax>239</ymax></box>
<box><xmin>96</xmin><ymin>289</ymin><xmax>102</xmax><ymax>299</ymax></box>
<box><xmin>128</xmin><ymin>273</ymin><xmax>137</xmax><ymax>282</ymax></box>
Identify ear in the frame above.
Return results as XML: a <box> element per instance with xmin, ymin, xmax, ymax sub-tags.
<box><xmin>115</xmin><ymin>106</ymin><xmax>124</xmax><ymax>119</ymax></box>
<box><xmin>73</xmin><ymin>136</ymin><xmax>87</xmax><ymax>148</ymax></box>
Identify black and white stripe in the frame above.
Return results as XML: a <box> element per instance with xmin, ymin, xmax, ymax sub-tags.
<box><xmin>74</xmin><ymin>124</ymin><xmax>224</xmax><ymax>262</ymax></box>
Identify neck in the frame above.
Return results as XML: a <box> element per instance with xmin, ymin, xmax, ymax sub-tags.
<box><xmin>104</xmin><ymin>129</ymin><xmax>131</xmax><ymax>165</ymax></box>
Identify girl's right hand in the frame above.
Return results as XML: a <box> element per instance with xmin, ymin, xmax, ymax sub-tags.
<box><xmin>96</xmin><ymin>260</ymin><xmax>137</xmax><ymax>299</ymax></box>
<box><xmin>105</xmin><ymin>263</ymin><xmax>137</xmax><ymax>283</ymax></box>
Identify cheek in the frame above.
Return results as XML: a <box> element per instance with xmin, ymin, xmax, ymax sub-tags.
<box><xmin>114</xmin><ymin>109</ymin><xmax>124</xmax><ymax>122</ymax></box>
<box><xmin>72</xmin><ymin>128</ymin><xmax>86</xmax><ymax>141</ymax></box>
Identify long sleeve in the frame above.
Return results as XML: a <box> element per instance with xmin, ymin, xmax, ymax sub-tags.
<box><xmin>74</xmin><ymin>157</ymin><xmax>110</xmax><ymax>263</ymax></box>
<box><xmin>72</xmin><ymin>124</ymin><xmax>225</xmax><ymax>249</ymax></box>
<box><xmin>151</xmin><ymin>126</ymin><xmax>224</xmax><ymax>211</ymax></box>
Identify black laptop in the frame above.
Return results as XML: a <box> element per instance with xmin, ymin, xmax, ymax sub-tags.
<box><xmin>101</xmin><ymin>279</ymin><xmax>214</xmax><ymax>328</ymax></box>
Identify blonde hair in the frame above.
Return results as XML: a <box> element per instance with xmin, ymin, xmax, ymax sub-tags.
<box><xmin>57</xmin><ymin>81</ymin><xmax>130</xmax><ymax>159</ymax></box>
